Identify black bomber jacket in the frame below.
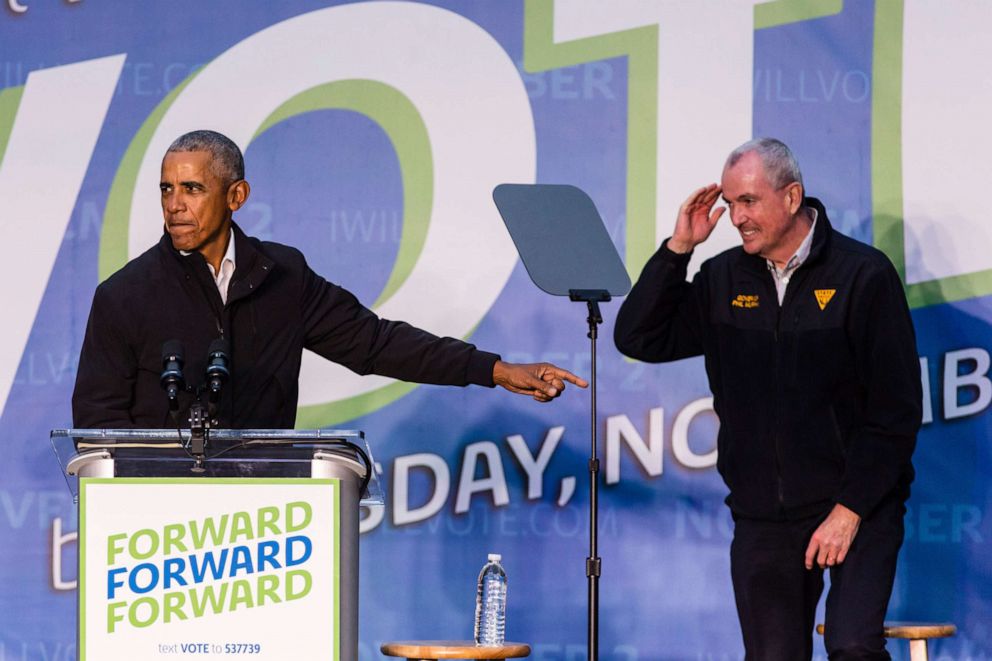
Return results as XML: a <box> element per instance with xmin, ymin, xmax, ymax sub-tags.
<box><xmin>614</xmin><ymin>199</ymin><xmax>922</xmax><ymax>520</ymax></box>
<box><xmin>72</xmin><ymin>222</ymin><xmax>499</xmax><ymax>430</ymax></box>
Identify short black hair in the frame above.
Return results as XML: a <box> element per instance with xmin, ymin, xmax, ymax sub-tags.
<box><xmin>166</xmin><ymin>130</ymin><xmax>245</xmax><ymax>182</ymax></box>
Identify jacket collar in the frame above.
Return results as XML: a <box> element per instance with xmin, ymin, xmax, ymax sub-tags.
<box><xmin>801</xmin><ymin>197</ymin><xmax>831</xmax><ymax>267</ymax></box>
<box><xmin>157</xmin><ymin>221</ymin><xmax>275</xmax><ymax>303</ymax></box>
<box><xmin>736</xmin><ymin>197</ymin><xmax>832</xmax><ymax>274</ymax></box>
<box><xmin>227</xmin><ymin>222</ymin><xmax>275</xmax><ymax>303</ymax></box>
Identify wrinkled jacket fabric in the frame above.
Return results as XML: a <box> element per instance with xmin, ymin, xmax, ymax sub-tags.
<box><xmin>73</xmin><ymin>223</ymin><xmax>499</xmax><ymax>429</ymax></box>
<box><xmin>614</xmin><ymin>200</ymin><xmax>921</xmax><ymax>520</ymax></box>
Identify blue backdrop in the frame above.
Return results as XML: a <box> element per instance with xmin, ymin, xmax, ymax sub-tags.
<box><xmin>0</xmin><ymin>1</ymin><xmax>988</xmax><ymax>659</ymax></box>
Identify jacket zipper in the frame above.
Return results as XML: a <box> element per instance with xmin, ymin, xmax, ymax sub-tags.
<box><xmin>772</xmin><ymin>280</ymin><xmax>785</xmax><ymax>510</ymax></box>
<box><xmin>829</xmin><ymin>405</ymin><xmax>845</xmax><ymax>458</ymax></box>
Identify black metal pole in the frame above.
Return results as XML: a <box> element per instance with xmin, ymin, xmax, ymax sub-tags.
<box><xmin>585</xmin><ymin>299</ymin><xmax>602</xmax><ymax>661</ymax></box>
<box><xmin>567</xmin><ymin>289</ymin><xmax>608</xmax><ymax>661</ymax></box>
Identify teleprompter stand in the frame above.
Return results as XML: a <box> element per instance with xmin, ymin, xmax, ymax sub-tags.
<box><xmin>493</xmin><ymin>184</ymin><xmax>630</xmax><ymax>661</ymax></box>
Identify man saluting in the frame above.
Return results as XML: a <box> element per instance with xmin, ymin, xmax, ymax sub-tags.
<box><xmin>615</xmin><ymin>138</ymin><xmax>921</xmax><ymax>660</ymax></box>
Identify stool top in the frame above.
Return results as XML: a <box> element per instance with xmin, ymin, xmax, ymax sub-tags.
<box><xmin>381</xmin><ymin>641</ymin><xmax>531</xmax><ymax>659</ymax></box>
<box><xmin>883</xmin><ymin>623</ymin><xmax>957</xmax><ymax>639</ymax></box>
<box><xmin>815</xmin><ymin>623</ymin><xmax>957</xmax><ymax>639</ymax></box>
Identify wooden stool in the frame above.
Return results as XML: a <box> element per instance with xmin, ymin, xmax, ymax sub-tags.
<box><xmin>816</xmin><ymin>622</ymin><xmax>957</xmax><ymax>661</ymax></box>
<box><xmin>381</xmin><ymin>640</ymin><xmax>531</xmax><ymax>661</ymax></box>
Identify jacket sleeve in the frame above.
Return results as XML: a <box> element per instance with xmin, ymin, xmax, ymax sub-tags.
<box><xmin>72</xmin><ymin>284</ymin><xmax>139</xmax><ymax>428</ymax></box>
<box><xmin>614</xmin><ymin>240</ymin><xmax>706</xmax><ymax>363</ymax></box>
<box><xmin>299</xmin><ymin>265</ymin><xmax>499</xmax><ymax>387</ymax></box>
<box><xmin>836</xmin><ymin>260</ymin><xmax>922</xmax><ymax>517</ymax></box>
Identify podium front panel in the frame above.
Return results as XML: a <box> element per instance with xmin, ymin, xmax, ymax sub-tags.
<box><xmin>78</xmin><ymin>478</ymin><xmax>341</xmax><ymax>660</ymax></box>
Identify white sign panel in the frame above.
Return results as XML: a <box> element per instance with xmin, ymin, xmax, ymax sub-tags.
<box><xmin>79</xmin><ymin>478</ymin><xmax>340</xmax><ymax>660</ymax></box>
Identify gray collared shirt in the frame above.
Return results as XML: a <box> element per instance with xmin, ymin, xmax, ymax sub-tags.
<box><xmin>767</xmin><ymin>208</ymin><xmax>817</xmax><ymax>304</ymax></box>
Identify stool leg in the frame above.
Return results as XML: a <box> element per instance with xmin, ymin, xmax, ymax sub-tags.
<box><xmin>908</xmin><ymin>638</ymin><xmax>928</xmax><ymax>661</ymax></box>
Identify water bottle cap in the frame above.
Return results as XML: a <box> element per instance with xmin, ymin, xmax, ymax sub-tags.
<box><xmin>487</xmin><ymin>553</ymin><xmax>501</xmax><ymax>562</ymax></box>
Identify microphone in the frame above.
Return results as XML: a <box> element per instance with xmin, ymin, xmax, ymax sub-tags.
<box><xmin>160</xmin><ymin>340</ymin><xmax>185</xmax><ymax>409</ymax></box>
<box><xmin>205</xmin><ymin>338</ymin><xmax>230</xmax><ymax>404</ymax></box>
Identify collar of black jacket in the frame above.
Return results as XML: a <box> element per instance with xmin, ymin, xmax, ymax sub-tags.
<box><xmin>737</xmin><ymin>196</ymin><xmax>832</xmax><ymax>274</ymax></box>
<box><xmin>157</xmin><ymin>222</ymin><xmax>276</xmax><ymax>305</ymax></box>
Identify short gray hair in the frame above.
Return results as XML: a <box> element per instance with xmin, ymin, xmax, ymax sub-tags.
<box><xmin>725</xmin><ymin>137</ymin><xmax>803</xmax><ymax>189</ymax></box>
<box><xmin>166</xmin><ymin>130</ymin><xmax>245</xmax><ymax>183</ymax></box>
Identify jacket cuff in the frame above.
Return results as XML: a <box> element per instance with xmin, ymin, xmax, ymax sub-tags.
<box><xmin>835</xmin><ymin>494</ymin><xmax>869</xmax><ymax>520</ymax></box>
<box><xmin>467</xmin><ymin>350</ymin><xmax>501</xmax><ymax>387</ymax></box>
<box><xmin>660</xmin><ymin>238</ymin><xmax>694</xmax><ymax>263</ymax></box>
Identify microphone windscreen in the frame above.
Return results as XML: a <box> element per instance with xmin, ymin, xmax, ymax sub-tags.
<box><xmin>207</xmin><ymin>338</ymin><xmax>230</xmax><ymax>356</ymax></box>
<box><xmin>162</xmin><ymin>340</ymin><xmax>184</xmax><ymax>362</ymax></box>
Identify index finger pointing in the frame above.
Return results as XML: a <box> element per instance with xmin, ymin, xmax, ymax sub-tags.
<box><xmin>551</xmin><ymin>368</ymin><xmax>588</xmax><ymax>388</ymax></box>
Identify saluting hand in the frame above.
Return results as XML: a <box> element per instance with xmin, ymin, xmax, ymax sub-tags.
<box><xmin>668</xmin><ymin>184</ymin><xmax>726</xmax><ymax>254</ymax></box>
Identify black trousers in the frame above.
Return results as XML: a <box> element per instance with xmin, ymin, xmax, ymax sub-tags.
<box><xmin>730</xmin><ymin>496</ymin><xmax>905</xmax><ymax>660</ymax></box>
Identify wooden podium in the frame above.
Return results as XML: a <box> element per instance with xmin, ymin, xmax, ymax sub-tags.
<box><xmin>52</xmin><ymin>428</ymin><xmax>382</xmax><ymax>661</ymax></box>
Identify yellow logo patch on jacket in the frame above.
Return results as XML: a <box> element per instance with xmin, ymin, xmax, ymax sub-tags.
<box><xmin>731</xmin><ymin>294</ymin><xmax>760</xmax><ymax>309</ymax></box>
<box><xmin>814</xmin><ymin>289</ymin><xmax>836</xmax><ymax>310</ymax></box>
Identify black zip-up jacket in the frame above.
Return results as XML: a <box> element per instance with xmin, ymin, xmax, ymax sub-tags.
<box><xmin>614</xmin><ymin>200</ymin><xmax>921</xmax><ymax>520</ymax></box>
<box><xmin>72</xmin><ymin>223</ymin><xmax>499</xmax><ymax>429</ymax></box>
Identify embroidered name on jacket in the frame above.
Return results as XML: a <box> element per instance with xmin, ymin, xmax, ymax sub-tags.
<box><xmin>814</xmin><ymin>289</ymin><xmax>836</xmax><ymax>310</ymax></box>
<box><xmin>731</xmin><ymin>294</ymin><xmax>760</xmax><ymax>309</ymax></box>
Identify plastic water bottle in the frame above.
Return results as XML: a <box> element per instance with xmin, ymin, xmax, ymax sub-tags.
<box><xmin>474</xmin><ymin>553</ymin><xmax>507</xmax><ymax>646</ymax></box>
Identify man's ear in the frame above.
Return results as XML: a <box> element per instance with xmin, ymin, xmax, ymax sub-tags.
<box><xmin>785</xmin><ymin>181</ymin><xmax>803</xmax><ymax>215</ymax></box>
<box><xmin>227</xmin><ymin>179</ymin><xmax>251</xmax><ymax>211</ymax></box>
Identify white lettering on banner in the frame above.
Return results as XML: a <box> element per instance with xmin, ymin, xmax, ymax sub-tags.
<box><xmin>359</xmin><ymin>503</ymin><xmax>385</xmax><ymax>534</ymax></box>
<box><xmin>51</xmin><ymin>517</ymin><xmax>77</xmax><ymax>591</ymax></box>
<box><xmin>920</xmin><ymin>356</ymin><xmax>933</xmax><ymax>424</ymax></box>
<box><xmin>674</xmin><ymin>500</ymin><xmax>734</xmax><ymax>542</ymax></box>
<box><xmin>550</xmin><ymin>0</ymin><xmax>757</xmax><ymax>276</ymax></box>
<box><xmin>605</xmin><ymin>408</ymin><xmax>664</xmax><ymax>485</ymax></box>
<box><xmin>753</xmin><ymin>68</ymin><xmax>871</xmax><ymax>104</ymax></box>
<box><xmin>5</xmin><ymin>0</ymin><xmax>81</xmax><ymax>14</ymax></box>
<box><xmin>943</xmin><ymin>348</ymin><xmax>992</xmax><ymax>420</ymax></box>
<box><xmin>364</xmin><ymin>359</ymin><xmax>965</xmax><ymax>532</ymax></box>
<box><xmin>49</xmin><ymin>361</ymin><xmax>985</xmax><ymax>574</ymax></box>
<box><xmin>0</xmin><ymin>490</ymin><xmax>33</xmax><ymax>529</ymax></box>
<box><xmin>0</xmin><ymin>640</ymin><xmax>76</xmax><ymax>661</ymax></box>
<box><xmin>11</xmin><ymin>350</ymin><xmax>77</xmax><ymax>386</ymax></box>
<box><xmin>671</xmin><ymin>397</ymin><xmax>718</xmax><ymax>469</ymax></box>
<box><xmin>918</xmin><ymin>347</ymin><xmax>992</xmax><ymax>422</ymax></box>
<box><xmin>519</xmin><ymin>61</ymin><xmax>617</xmax><ymax>100</ymax></box>
<box><xmin>122</xmin><ymin>2</ymin><xmax>534</xmax><ymax>410</ymax></box>
<box><xmin>506</xmin><ymin>426</ymin><xmax>565</xmax><ymax>500</ymax></box>
<box><xmin>0</xmin><ymin>55</ymin><xmax>124</xmax><ymax>419</ymax></box>
<box><xmin>557</xmin><ymin>476</ymin><xmax>576</xmax><ymax>507</ymax></box>
<box><xmin>528</xmin><ymin>643</ymin><xmax>639</xmax><ymax>661</ymax></box>
<box><xmin>0</xmin><ymin>489</ymin><xmax>73</xmax><ymax>530</ymax></box>
<box><xmin>904</xmin><ymin>503</ymin><xmax>985</xmax><ymax>543</ymax></box>
<box><xmin>393</xmin><ymin>503</ymin><xmax>621</xmax><ymax>540</ymax></box>
<box><xmin>455</xmin><ymin>441</ymin><xmax>510</xmax><ymax>514</ymax></box>
<box><xmin>392</xmin><ymin>453</ymin><xmax>450</xmax><ymax>526</ymax></box>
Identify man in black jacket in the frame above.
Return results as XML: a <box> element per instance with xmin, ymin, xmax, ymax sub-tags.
<box><xmin>614</xmin><ymin>138</ymin><xmax>921</xmax><ymax>660</ymax></box>
<box><xmin>73</xmin><ymin>130</ymin><xmax>586</xmax><ymax>429</ymax></box>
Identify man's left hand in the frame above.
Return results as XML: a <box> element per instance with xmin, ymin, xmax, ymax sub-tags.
<box><xmin>804</xmin><ymin>503</ymin><xmax>861</xmax><ymax>570</ymax></box>
<box><xmin>492</xmin><ymin>361</ymin><xmax>589</xmax><ymax>402</ymax></box>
